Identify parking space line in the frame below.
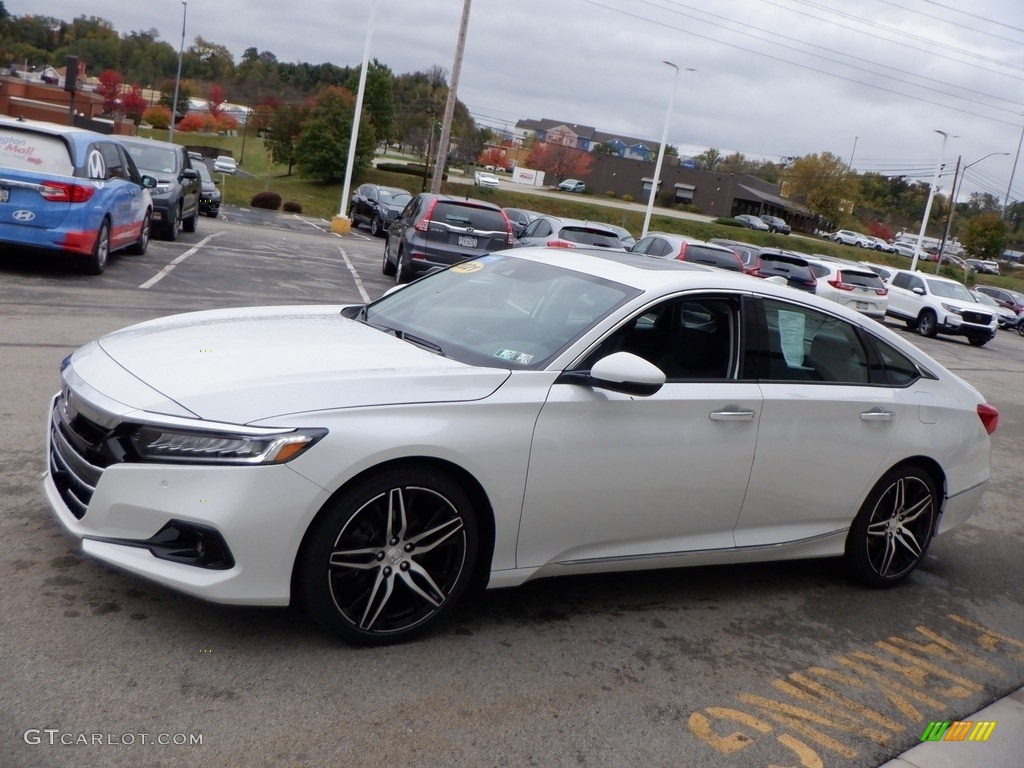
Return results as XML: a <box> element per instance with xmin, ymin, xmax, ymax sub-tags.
<box><xmin>139</xmin><ymin>232</ymin><xmax>224</xmax><ymax>290</ymax></box>
<box><xmin>338</xmin><ymin>246</ymin><xmax>371</xmax><ymax>303</ymax></box>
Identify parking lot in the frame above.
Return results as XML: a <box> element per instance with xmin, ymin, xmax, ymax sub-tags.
<box><xmin>2</xmin><ymin>210</ymin><xmax>1023</xmax><ymax>768</ymax></box>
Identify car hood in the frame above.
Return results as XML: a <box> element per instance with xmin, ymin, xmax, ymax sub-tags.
<box><xmin>82</xmin><ymin>305</ymin><xmax>510</xmax><ymax>424</ymax></box>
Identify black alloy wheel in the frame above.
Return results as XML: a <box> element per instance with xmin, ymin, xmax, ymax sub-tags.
<box><xmin>844</xmin><ymin>465</ymin><xmax>938</xmax><ymax>586</ymax></box>
<box><xmin>298</xmin><ymin>467</ymin><xmax>479</xmax><ymax>645</ymax></box>
<box><xmin>370</xmin><ymin>215</ymin><xmax>382</xmax><ymax>237</ymax></box>
<box><xmin>917</xmin><ymin>310</ymin><xmax>938</xmax><ymax>338</ymax></box>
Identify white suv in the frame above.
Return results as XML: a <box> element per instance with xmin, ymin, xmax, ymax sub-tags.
<box><xmin>885</xmin><ymin>269</ymin><xmax>997</xmax><ymax>346</ymax></box>
<box><xmin>832</xmin><ymin>229</ymin><xmax>871</xmax><ymax>247</ymax></box>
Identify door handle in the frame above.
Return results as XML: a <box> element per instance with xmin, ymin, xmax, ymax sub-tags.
<box><xmin>860</xmin><ymin>408</ymin><xmax>894</xmax><ymax>422</ymax></box>
<box><xmin>709</xmin><ymin>408</ymin><xmax>756</xmax><ymax>421</ymax></box>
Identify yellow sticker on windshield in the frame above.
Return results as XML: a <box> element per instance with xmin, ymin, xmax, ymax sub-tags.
<box><xmin>451</xmin><ymin>260</ymin><xmax>484</xmax><ymax>273</ymax></box>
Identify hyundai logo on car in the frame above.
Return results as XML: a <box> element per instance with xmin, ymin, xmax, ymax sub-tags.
<box><xmin>13</xmin><ymin>209</ymin><xmax>35</xmax><ymax>221</ymax></box>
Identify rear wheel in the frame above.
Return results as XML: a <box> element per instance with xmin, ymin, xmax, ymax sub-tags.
<box><xmin>1018</xmin><ymin>321</ymin><xmax>1024</xmax><ymax>338</ymax></box>
<box><xmin>182</xmin><ymin>208</ymin><xmax>198</xmax><ymax>233</ymax></box>
<box><xmin>917</xmin><ymin>310</ymin><xmax>938</xmax><ymax>338</ymax></box>
<box><xmin>395</xmin><ymin>246</ymin><xmax>411</xmax><ymax>284</ymax></box>
<box><xmin>381</xmin><ymin>242</ymin><xmax>396</xmax><ymax>276</ymax></box>
<box><xmin>844</xmin><ymin>465</ymin><xmax>938</xmax><ymax>586</ymax></box>
<box><xmin>84</xmin><ymin>219</ymin><xmax>110</xmax><ymax>275</ymax></box>
<box><xmin>297</xmin><ymin>467</ymin><xmax>478</xmax><ymax>645</ymax></box>
<box><xmin>126</xmin><ymin>212</ymin><xmax>150</xmax><ymax>256</ymax></box>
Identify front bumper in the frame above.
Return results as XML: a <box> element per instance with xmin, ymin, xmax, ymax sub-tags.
<box><xmin>44</xmin><ymin>393</ymin><xmax>331</xmax><ymax>605</ymax></box>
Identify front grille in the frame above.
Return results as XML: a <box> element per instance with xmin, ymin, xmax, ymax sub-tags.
<box><xmin>49</xmin><ymin>397</ymin><xmax>122</xmax><ymax>519</ymax></box>
<box><xmin>961</xmin><ymin>310</ymin><xmax>992</xmax><ymax>325</ymax></box>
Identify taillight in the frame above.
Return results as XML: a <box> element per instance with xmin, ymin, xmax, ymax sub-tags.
<box><xmin>875</xmin><ymin>287</ymin><xmax>888</xmax><ymax>296</ymax></box>
<box><xmin>977</xmin><ymin>403</ymin><xmax>998</xmax><ymax>434</ymax></box>
<box><xmin>828</xmin><ymin>279</ymin><xmax>855</xmax><ymax>292</ymax></box>
<box><xmin>412</xmin><ymin>198</ymin><xmax>438</xmax><ymax>232</ymax></box>
<box><xmin>502</xmin><ymin>212</ymin><xmax>514</xmax><ymax>245</ymax></box>
<box><xmin>676</xmin><ymin>243</ymin><xmax>688</xmax><ymax>261</ymax></box>
<box><xmin>40</xmin><ymin>181</ymin><xmax>95</xmax><ymax>203</ymax></box>
<box><xmin>546</xmin><ymin>239</ymin><xmax>576</xmax><ymax>248</ymax></box>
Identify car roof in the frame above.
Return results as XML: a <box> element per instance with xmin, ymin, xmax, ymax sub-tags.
<box><xmin>0</xmin><ymin>116</ymin><xmax>109</xmax><ymax>150</ymax></box>
<box><xmin>418</xmin><ymin>192</ymin><xmax>503</xmax><ymax>211</ymax></box>
<box><xmin>116</xmin><ymin>135</ymin><xmax>181</xmax><ymax>149</ymax></box>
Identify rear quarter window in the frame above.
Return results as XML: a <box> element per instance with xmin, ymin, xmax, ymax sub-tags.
<box><xmin>0</xmin><ymin>128</ymin><xmax>74</xmax><ymax>176</ymax></box>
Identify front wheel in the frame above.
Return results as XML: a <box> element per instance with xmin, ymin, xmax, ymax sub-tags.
<box><xmin>370</xmin><ymin>215</ymin><xmax>383</xmax><ymax>237</ymax></box>
<box><xmin>917</xmin><ymin>310</ymin><xmax>938</xmax><ymax>338</ymax></box>
<box><xmin>165</xmin><ymin>205</ymin><xmax>181</xmax><ymax>241</ymax></box>
<box><xmin>182</xmin><ymin>208</ymin><xmax>198</xmax><ymax>233</ymax></box>
<box><xmin>844</xmin><ymin>465</ymin><xmax>938</xmax><ymax>586</ymax></box>
<box><xmin>1017</xmin><ymin>321</ymin><xmax>1024</xmax><ymax>338</ymax></box>
<box><xmin>84</xmin><ymin>219</ymin><xmax>110</xmax><ymax>274</ymax></box>
<box><xmin>297</xmin><ymin>467</ymin><xmax>479</xmax><ymax>645</ymax></box>
<box><xmin>126</xmin><ymin>212</ymin><xmax>150</xmax><ymax>256</ymax></box>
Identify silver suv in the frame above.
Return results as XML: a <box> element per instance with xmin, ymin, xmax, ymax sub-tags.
<box><xmin>885</xmin><ymin>269</ymin><xmax>996</xmax><ymax>346</ymax></box>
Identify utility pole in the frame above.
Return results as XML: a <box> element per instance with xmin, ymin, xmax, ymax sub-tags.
<box><xmin>937</xmin><ymin>155</ymin><xmax>961</xmax><ymax>273</ymax></box>
<box><xmin>431</xmin><ymin>0</ymin><xmax>473</xmax><ymax>194</ymax></box>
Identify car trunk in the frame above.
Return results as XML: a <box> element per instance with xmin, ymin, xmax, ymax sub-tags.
<box><xmin>423</xmin><ymin>201</ymin><xmax>509</xmax><ymax>264</ymax></box>
<box><xmin>0</xmin><ymin>127</ymin><xmax>75</xmax><ymax>231</ymax></box>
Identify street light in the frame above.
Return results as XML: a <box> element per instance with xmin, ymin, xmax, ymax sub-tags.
<box><xmin>168</xmin><ymin>1</ymin><xmax>187</xmax><ymax>142</ymax></box>
<box><xmin>937</xmin><ymin>151</ymin><xmax>1009</xmax><ymax>275</ymax></box>
<box><xmin>909</xmin><ymin>130</ymin><xmax>954</xmax><ymax>273</ymax></box>
<box><xmin>1003</xmin><ymin>112</ymin><xmax>1024</xmax><ymax>218</ymax></box>
<box><xmin>331</xmin><ymin>0</ymin><xmax>378</xmax><ymax>235</ymax></box>
<box><xmin>642</xmin><ymin>62</ymin><xmax>695</xmax><ymax>238</ymax></box>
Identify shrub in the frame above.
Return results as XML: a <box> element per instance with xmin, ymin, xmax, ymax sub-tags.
<box><xmin>282</xmin><ymin>200</ymin><xmax>303</xmax><ymax>213</ymax></box>
<box><xmin>250</xmin><ymin>191</ymin><xmax>282</xmax><ymax>210</ymax></box>
<box><xmin>142</xmin><ymin>105</ymin><xmax>171</xmax><ymax>130</ymax></box>
<box><xmin>605</xmin><ymin>190</ymin><xmax>616</xmax><ymax>198</ymax></box>
<box><xmin>622</xmin><ymin>194</ymin><xmax>634</xmax><ymax>203</ymax></box>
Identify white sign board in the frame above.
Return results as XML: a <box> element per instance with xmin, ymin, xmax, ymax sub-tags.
<box><xmin>512</xmin><ymin>167</ymin><xmax>544</xmax><ymax>187</ymax></box>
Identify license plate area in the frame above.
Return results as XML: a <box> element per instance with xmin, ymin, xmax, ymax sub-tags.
<box><xmin>458</xmin><ymin>235</ymin><xmax>477</xmax><ymax>248</ymax></box>
<box><xmin>0</xmin><ymin>187</ymin><xmax>9</xmax><ymax>203</ymax></box>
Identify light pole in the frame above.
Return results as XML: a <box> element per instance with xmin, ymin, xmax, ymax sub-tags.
<box><xmin>642</xmin><ymin>62</ymin><xmax>694</xmax><ymax>238</ymax></box>
<box><xmin>937</xmin><ymin>151</ymin><xmax>1009</xmax><ymax>275</ymax></box>
<box><xmin>910</xmin><ymin>130</ymin><xmax>954</xmax><ymax>273</ymax></box>
<box><xmin>331</xmin><ymin>0</ymin><xmax>378</xmax><ymax>235</ymax></box>
<box><xmin>1003</xmin><ymin>113</ymin><xmax>1024</xmax><ymax>218</ymax></box>
<box><xmin>168</xmin><ymin>1</ymin><xmax>187</xmax><ymax>142</ymax></box>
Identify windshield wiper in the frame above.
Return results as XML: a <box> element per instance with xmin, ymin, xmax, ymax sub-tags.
<box><xmin>367</xmin><ymin>323</ymin><xmax>445</xmax><ymax>356</ymax></box>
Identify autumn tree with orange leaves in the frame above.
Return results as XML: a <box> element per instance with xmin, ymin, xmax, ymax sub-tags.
<box><xmin>526</xmin><ymin>141</ymin><xmax>592</xmax><ymax>182</ymax></box>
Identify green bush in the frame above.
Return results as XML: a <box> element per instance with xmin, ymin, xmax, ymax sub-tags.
<box><xmin>282</xmin><ymin>200</ymin><xmax>303</xmax><ymax>213</ymax></box>
<box><xmin>622</xmin><ymin>194</ymin><xmax>634</xmax><ymax>203</ymax></box>
<box><xmin>375</xmin><ymin>162</ymin><xmax>447</xmax><ymax>181</ymax></box>
<box><xmin>605</xmin><ymin>190</ymin><xmax>616</xmax><ymax>198</ymax></box>
<box><xmin>251</xmin><ymin>191</ymin><xmax>282</xmax><ymax>210</ymax></box>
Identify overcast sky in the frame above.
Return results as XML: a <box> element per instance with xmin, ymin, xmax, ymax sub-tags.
<box><xmin>9</xmin><ymin>0</ymin><xmax>1024</xmax><ymax>201</ymax></box>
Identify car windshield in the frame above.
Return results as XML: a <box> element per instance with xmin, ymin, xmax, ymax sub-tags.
<box><xmin>124</xmin><ymin>145</ymin><xmax>177</xmax><ymax>175</ymax></box>
<box><xmin>926</xmin><ymin>278</ymin><xmax>973</xmax><ymax>301</ymax></box>
<box><xmin>363</xmin><ymin>253</ymin><xmax>639</xmax><ymax>370</ymax></box>
<box><xmin>972</xmin><ymin>292</ymin><xmax>997</xmax><ymax>306</ymax></box>
<box><xmin>195</xmin><ymin>163</ymin><xmax>212</xmax><ymax>183</ymax></box>
<box><xmin>380</xmin><ymin>190</ymin><xmax>410</xmax><ymax>205</ymax></box>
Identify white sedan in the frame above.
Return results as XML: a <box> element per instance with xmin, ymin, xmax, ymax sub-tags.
<box><xmin>473</xmin><ymin>171</ymin><xmax>500</xmax><ymax>188</ymax></box>
<box><xmin>45</xmin><ymin>248</ymin><xmax>998</xmax><ymax>644</ymax></box>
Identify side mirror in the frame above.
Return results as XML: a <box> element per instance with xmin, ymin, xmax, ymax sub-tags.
<box><xmin>181</xmin><ymin>168</ymin><xmax>200</xmax><ymax>180</ymax></box>
<box><xmin>576</xmin><ymin>352</ymin><xmax>666</xmax><ymax>396</ymax></box>
<box><xmin>912</xmin><ymin>286</ymin><xmax>925</xmax><ymax>295</ymax></box>
<box><xmin>140</xmin><ymin>175</ymin><xmax>157</xmax><ymax>189</ymax></box>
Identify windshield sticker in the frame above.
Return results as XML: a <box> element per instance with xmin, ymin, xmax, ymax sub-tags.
<box><xmin>494</xmin><ymin>348</ymin><xmax>534</xmax><ymax>365</ymax></box>
<box><xmin>451</xmin><ymin>260</ymin><xmax>484</xmax><ymax>273</ymax></box>
<box><xmin>776</xmin><ymin>310</ymin><xmax>806</xmax><ymax>367</ymax></box>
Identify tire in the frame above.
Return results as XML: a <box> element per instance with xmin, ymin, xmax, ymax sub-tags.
<box><xmin>381</xmin><ymin>242</ymin><xmax>396</xmax><ymax>276</ymax></box>
<box><xmin>297</xmin><ymin>467</ymin><xmax>479</xmax><ymax>645</ymax></box>
<box><xmin>967</xmin><ymin>336</ymin><xmax>989</xmax><ymax>347</ymax></box>
<box><xmin>395</xmin><ymin>246</ymin><xmax>411</xmax><ymax>284</ymax></box>
<box><xmin>349</xmin><ymin>207</ymin><xmax>360</xmax><ymax>229</ymax></box>
<box><xmin>844</xmin><ymin>465</ymin><xmax>938</xmax><ymax>586</ymax></box>
<box><xmin>165</xmin><ymin>205</ymin><xmax>181</xmax><ymax>241</ymax></box>
<box><xmin>1018</xmin><ymin>321</ymin><xmax>1024</xmax><ymax>338</ymax></box>
<box><xmin>370</xmin><ymin>214</ymin><xmax>383</xmax><ymax>237</ymax></box>
<box><xmin>916</xmin><ymin>310</ymin><xmax>938</xmax><ymax>338</ymax></box>
<box><xmin>182</xmin><ymin>208</ymin><xmax>198</xmax><ymax>233</ymax></box>
<box><xmin>126</xmin><ymin>212</ymin><xmax>150</xmax><ymax>256</ymax></box>
<box><xmin>84</xmin><ymin>219</ymin><xmax>110</xmax><ymax>275</ymax></box>
<box><xmin>904</xmin><ymin>318</ymin><xmax>919</xmax><ymax>331</ymax></box>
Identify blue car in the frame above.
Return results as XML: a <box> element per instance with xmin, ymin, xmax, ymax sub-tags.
<box><xmin>0</xmin><ymin>118</ymin><xmax>155</xmax><ymax>274</ymax></box>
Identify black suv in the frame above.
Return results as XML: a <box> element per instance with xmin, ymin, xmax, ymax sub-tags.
<box><xmin>383</xmin><ymin>193</ymin><xmax>513</xmax><ymax>283</ymax></box>
<box><xmin>116</xmin><ymin>136</ymin><xmax>201</xmax><ymax>240</ymax></box>
<box><xmin>349</xmin><ymin>184</ymin><xmax>411</xmax><ymax>237</ymax></box>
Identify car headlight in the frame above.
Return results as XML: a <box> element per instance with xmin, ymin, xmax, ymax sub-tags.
<box><xmin>130</xmin><ymin>425</ymin><xmax>327</xmax><ymax>465</ymax></box>
<box><xmin>941</xmin><ymin>303</ymin><xmax>964</xmax><ymax>316</ymax></box>
<box><xmin>154</xmin><ymin>183</ymin><xmax>172</xmax><ymax>193</ymax></box>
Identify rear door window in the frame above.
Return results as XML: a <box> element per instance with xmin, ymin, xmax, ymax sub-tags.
<box><xmin>0</xmin><ymin>128</ymin><xmax>74</xmax><ymax>176</ymax></box>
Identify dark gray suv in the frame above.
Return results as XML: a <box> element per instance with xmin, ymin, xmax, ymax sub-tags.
<box><xmin>383</xmin><ymin>193</ymin><xmax>513</xmax><ymax>283</ymax></box>
<box><xmin>116</xmin><ymin>136</ymin><xmax>201</xmax><ymax>240</ymax></box>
